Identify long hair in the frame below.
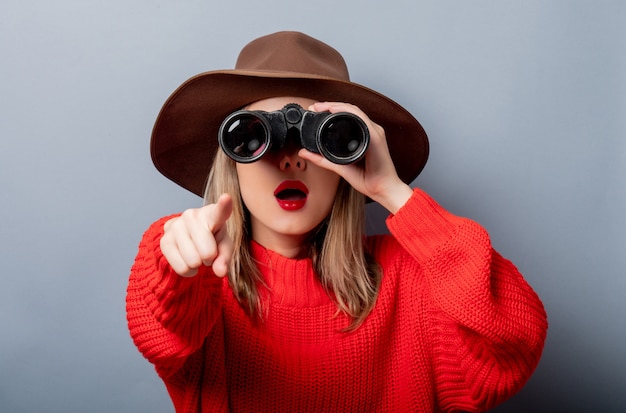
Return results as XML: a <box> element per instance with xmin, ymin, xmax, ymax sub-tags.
<box><xmin>204</xmin><ymin>150</ymin><xmax>381</xmax><ymax>329</ymax></box>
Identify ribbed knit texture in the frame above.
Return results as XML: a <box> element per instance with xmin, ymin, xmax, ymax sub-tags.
<box><xmin>126</xmin><ymin>189</ymin><xmax>547</xmax><ymax>412</ymax></box>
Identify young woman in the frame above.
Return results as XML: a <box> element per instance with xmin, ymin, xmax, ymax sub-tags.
<box><xmin>127</xmin><ymin>31</ymin><xmax>548</xmax><ymax>412</ymax></box>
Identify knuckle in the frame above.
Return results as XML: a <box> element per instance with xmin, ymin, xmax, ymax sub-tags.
<box><xmin>188</xmin><ymin>257</ymin><xmax>203</xmax><ymax>270</ymax></box>
<box><xmin>159</xmin><ymin>235</ymin><xmax>175</xmax><ymax>254</ymax></box>
<box><xmin>200</xmin><ymin>249</ymin><xmax>218</xmax><ymax>264</ymax></box>
<box><xmin>181</xmin><ymin>208</ymin><xmax>199</xmax><ymax>222</ymax></box>
<box><xmin>173</xmin><ymin>263</ymin><xmax>188</xmax><ymax>276</ymax></box>
<box><xmin>182</xmin><ymin>250</ymin><xmax>203</xmax><ymax>269</ymax></box>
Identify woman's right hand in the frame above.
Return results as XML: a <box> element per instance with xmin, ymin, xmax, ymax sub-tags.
<box><xmin>160</xmin><ymin>194</ymin><xmax>234</xmax><ymax>277</ymax></box>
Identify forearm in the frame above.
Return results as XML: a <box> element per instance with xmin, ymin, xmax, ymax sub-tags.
<box><xmin>126</xmin><ymin>215</ymin><xmax>224</xmax><ymax>376</ymax></box>
<box><xmin>387</xmin><ymin>189</ymin><xmax>546</xmax><ymax>336</ymax></box>
<box><xmin>387</xmin><ymin>188</ymin><xmax>547</xmax><ymax>409</ymax></box>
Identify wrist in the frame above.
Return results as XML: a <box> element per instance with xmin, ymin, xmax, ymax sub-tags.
<box><xmin>372</xmin><ymin>181</ymin><xmax>414</xmax><ymax>214</ymax></box>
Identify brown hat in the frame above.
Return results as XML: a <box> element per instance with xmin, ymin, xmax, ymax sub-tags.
<box><xmin>151</xmin><ymin>31</ymin><xmax>429</xmax><ymax>197</ymax></box>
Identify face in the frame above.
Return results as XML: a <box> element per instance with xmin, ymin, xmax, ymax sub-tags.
<box><xmin>235</xmin><ymin>97</ymin><xmax>341</xmax><ymax>257</ymax></box>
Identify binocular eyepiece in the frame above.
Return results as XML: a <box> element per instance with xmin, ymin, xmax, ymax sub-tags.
<box><xmin>218</xmin><ymin>103</ymin><xmax>369</xmax><ymax>164</ymax></box>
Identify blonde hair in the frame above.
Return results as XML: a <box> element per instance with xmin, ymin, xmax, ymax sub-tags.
<box><xmin>204</xmin><ymin>150</ymin><xmax>381</xmax><ymax>329</ymax></box>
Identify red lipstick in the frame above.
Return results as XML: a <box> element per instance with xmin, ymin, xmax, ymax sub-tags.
<box><xmin>274</xmin><ymin>180</ymin><xmax>309</xmax><ymax>211</ymax></box>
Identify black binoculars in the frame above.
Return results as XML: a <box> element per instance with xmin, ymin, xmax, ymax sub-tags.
<box><xmin>218</xmin><ymin>103</ymin><xmax>369</xmax><ymax>164</ymax></box>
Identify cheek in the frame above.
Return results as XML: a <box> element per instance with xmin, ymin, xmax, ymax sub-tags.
<box><xmin>236</xmin><ymin>162</ymin><xmax>277</xmax><ymax>213</ymax></box>
<box><xmin>313</xmin><ymin>172</ymin><xmax>341</xmax><ymax>209</ymax></box>
<box><xmin>236</xmin><ymin>167</ymin><xmax>257</xmax><ymax>211</ymax></box>
<box><xmin>237</xmin><ymin>170</ymin><xmax>262</xmax><ymax>208</ymax></box>
<box><xmin>236</xmin><ymin>163</ymin><xmax>262</xmax><ymax>190</ymax></box>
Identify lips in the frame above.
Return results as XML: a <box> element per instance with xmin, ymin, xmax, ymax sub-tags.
<box><xmin>274</xmin><ymin>180</ymin><xmax>309</xmax><ymax>211</ymax></box>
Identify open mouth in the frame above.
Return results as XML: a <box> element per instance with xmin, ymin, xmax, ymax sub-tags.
<box><xmin>275</xmin><ymin>188</ymin><xmax>307</xmax><ymax>200</ymax></box>
<box><xmin>274</xmin><ymin>180</ymin><xmax>309</xmax><ymax>211</ymax></box>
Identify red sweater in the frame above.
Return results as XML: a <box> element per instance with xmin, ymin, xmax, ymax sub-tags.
<box><xmin>126</xmin><ymin>189</ymin><xmax>547</xmax><ymax>412</ymax></box>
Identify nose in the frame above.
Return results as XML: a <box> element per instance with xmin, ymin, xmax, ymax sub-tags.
<box><xmin>279</xmin><ymin>147</ymin><xmax>306</xmax><ymax>171</ymax></box>
<box><xmin>277</xmin><ymin>129</ymin><xmax>306</xmax><ymax>171</ymax></box>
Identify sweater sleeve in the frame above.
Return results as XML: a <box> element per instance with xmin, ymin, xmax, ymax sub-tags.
<box><xmin>386</xmin><ymin>188</ymin><xmax>548</xmax><ymax>412</ymax></box>
<box><xmin>126</xmin><ymin>215</ymin><xmax>225</xmax><ymax>379</ymax></box>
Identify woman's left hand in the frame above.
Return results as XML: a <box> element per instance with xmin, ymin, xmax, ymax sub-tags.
<box><xmin>298</xmin><ymin>102</ymin><xmax>413</xmax><ymax>214</ymax></box>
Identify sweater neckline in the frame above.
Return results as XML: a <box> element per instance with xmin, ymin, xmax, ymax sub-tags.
<box><xmin>250</xmin><ymin>241</ymin><xmax>331</xmax><ymax>308</ymax></box>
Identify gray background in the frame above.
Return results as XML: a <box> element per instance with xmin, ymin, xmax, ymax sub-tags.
<box><xmin>1</xmin><ymin>0</ymin><xmax>624</xmax><ymax>412</ymax></box>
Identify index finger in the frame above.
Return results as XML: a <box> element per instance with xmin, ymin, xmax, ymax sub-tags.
<box><xmin>206</xmin><ymin>193</ymin><xmax>233</xmax><ymax>234</ymax></box>
<box><xmin>309</xmin><ymin>101</ymin><xmax>363</xmax><ymax>117</ymax></box>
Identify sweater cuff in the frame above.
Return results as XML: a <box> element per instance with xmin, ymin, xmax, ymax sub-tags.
<box><xmin>139</xmin><ymin>215</ymin><xmax>222</xmax><ymax>327</ymax></box>
<box><xmin>386</xmin><ymin>188</ymin><xmax>466</xmax><ymax>262</ymax></box>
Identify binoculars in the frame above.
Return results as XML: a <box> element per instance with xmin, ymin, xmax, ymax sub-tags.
<box><xmin>218</xmin><ymin>103</ymin><xmax>369</xmax><ymax>164</ymax></box>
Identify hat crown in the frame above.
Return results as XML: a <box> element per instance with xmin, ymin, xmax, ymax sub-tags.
<box><xmin>235</xmin><ymin>31</ymin><xmax>350</xmax><ymax>81</ymax></box>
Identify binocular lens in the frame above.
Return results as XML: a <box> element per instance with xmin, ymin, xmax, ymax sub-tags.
<box><xmin>219</xmin><ymin>113</ymin><xmax>269</xmax><ymax>162</ymax></box>
<box><xmin>319</xmin><ymin>115</ymin><xmax>368</xmax><ymax>164</ymax></box>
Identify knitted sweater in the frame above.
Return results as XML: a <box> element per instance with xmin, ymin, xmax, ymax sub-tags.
<box><xmin>126</xmin><ymin>189</ymin><xmax>547</xmax><ymax>413</ymax></box>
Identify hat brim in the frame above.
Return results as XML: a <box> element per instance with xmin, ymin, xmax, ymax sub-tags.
<box><xmin>151</xmin><ymin>70</ymin><xmax>429</xmax><ymax>198</ymax></box>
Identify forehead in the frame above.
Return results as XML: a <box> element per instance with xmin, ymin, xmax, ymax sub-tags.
<box><xmin>246</xmin><ymin>96</ymin><xmax>317</xmax><ymax>111</ymax></box>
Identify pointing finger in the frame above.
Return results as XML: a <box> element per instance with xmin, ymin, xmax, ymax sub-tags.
<box><xmin>211</xmin><ymin>226</ymin><xmax>234</xmax><ymax>278</ymax></box>
<box><xmin>205</xmin><ymin>193</ymin><xmax>233</xmax><ymax>234</ymax></box>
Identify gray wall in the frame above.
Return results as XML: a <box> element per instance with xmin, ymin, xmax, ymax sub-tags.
<box><xmin>1</xmin><ymin>1</ymin><xmax>624</xmax><ymax>412</ymax></box>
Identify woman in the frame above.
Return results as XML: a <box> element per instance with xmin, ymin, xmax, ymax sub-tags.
<box><xmin>127</xmin><ymin>31</ymin><xmax>548</xmax><ymax>412</ymax></box>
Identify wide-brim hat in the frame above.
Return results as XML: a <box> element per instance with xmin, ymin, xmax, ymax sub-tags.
<box><xmin>151</xmin><ymin>31</ymin><xmax>429</xmax><ymax>197</ymax></box>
